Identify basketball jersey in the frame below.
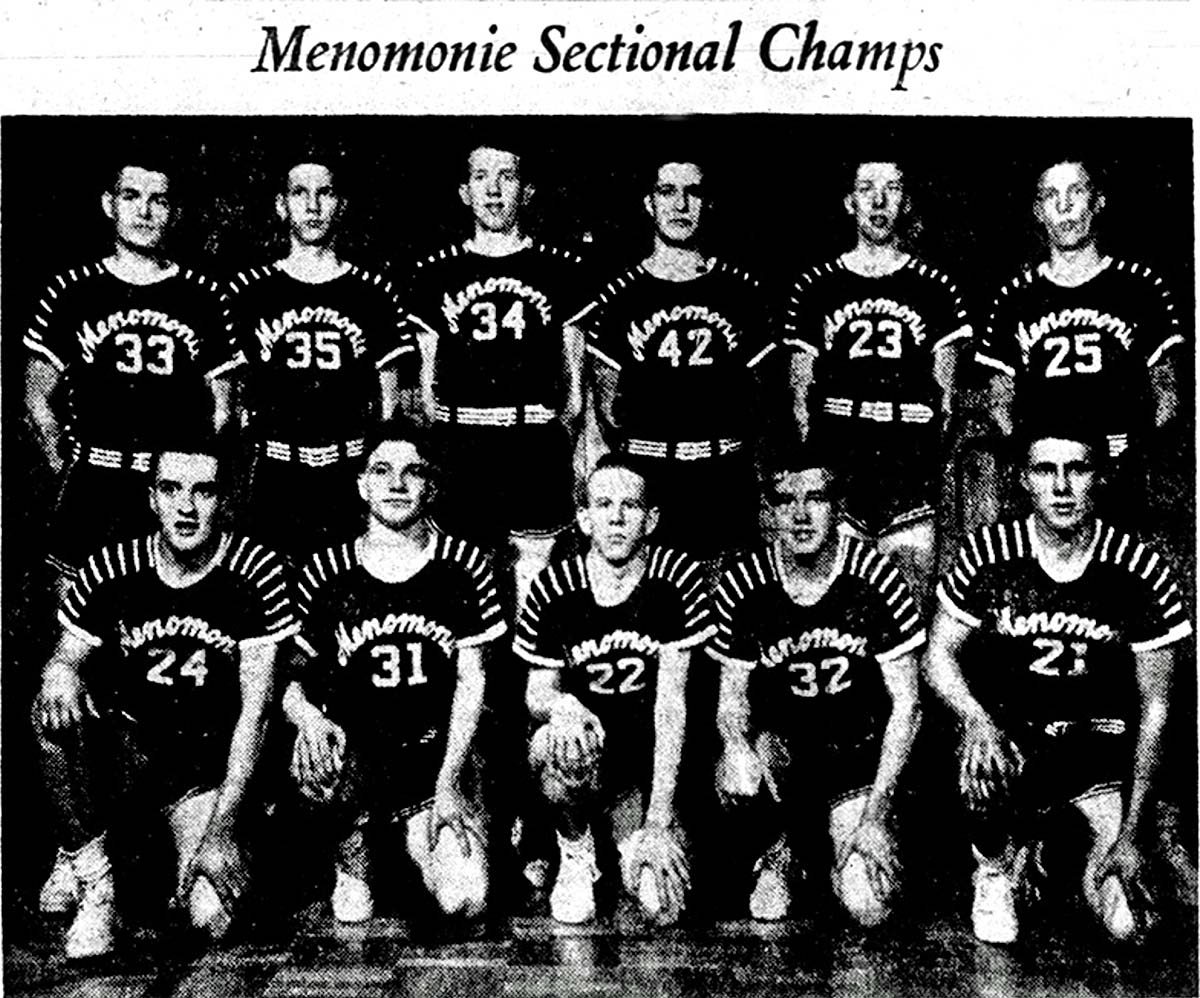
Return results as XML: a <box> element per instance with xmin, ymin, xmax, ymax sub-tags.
<box><xmin>222</xmin><ymin>263</ymin><xmax>416</xmax><ymax>444</ymax></box>
<box><xmin>24</xmin><ymin>261</ymin><xmax>228</xmax><ymax>452</ymax></box>
<box><xmin>938</xmin><ymin>517</ymin><xmax>1191</xmax><ymax>731</ymax></box>
<box><xmin>572</xmin><ymin>261</ymin><xmax>776</xmax><ymax>443</ymax></box>
<box><xmin>59</xmin><ymin>533</ymin><xmax>297</xmax><ymax>752</ymax></box>
<box><xmin>975</xmin><ymin>258</ymin><xmax>1182</xmax><ymax>456</ymax></box>
<box><xmin>405</xmin><ymin>240</ymin><xmax>585</xmax><ymax>416</ymax></box>
<box><xmin>514</xmin><ymin>547</ymin><xmax>715</xmax><ymax>739</ymax></box>
<box><xmin>295</xmin><ymin>533</ymin><xmax>506</xmax><ymax>750</ymax></box>
<box><xmin>783</xmin><ymin>256</ymin><xmax>969</xmax><ymax>445</ymax></box>
<box><xmin>711</xmin><ymin>533</ymin><xmax>924</xmax><ymax>746</ymax></box>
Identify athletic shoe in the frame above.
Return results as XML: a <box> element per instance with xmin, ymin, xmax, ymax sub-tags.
<box><xmin>551</xmin><ymin>834</ymin><xmax>599</xmax><ymax>924</ymax></box>
<box><xmin>65</xmin><ymin>875</ymin><xmax>116</xmax><ymax>959</ymax></box>
<box><xmin>39</xmin><ymin>849</ymin><xmax>81</xmax><ymax>914</ymax></box>
<box><xmin>749</xmin><ymin>840</ymin><xmax>791</xmax><ymax>921</ymax></box>
<box><xmin>331</xmin><ymin>869</ymin><xmax>374</xmax><ymax>923</ymax></box>
<box><xmin>972</xmin><ymin>861</ymin><xmax>1018</xmax><ymax>944</ymax></box>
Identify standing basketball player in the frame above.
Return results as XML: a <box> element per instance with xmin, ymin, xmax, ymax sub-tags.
<box><xmin>924</xmin><ymin>418</ymin><xmax>1190</xmax><ymax>943</ymax></box>
<box><xmin>711</xmin><ymin>447</ymin><xmax>924</xmax><ymax>924</ymax></box>
<box><xmin>405</xmin><ymin>140</ymin><xmax>586</xmax><ymax>608</ymax></box>
<box><xmin>570</xmin><ymin>157</ymin><xmax>777</xmax><ymax>566</ymax></box>
<box><xmin>218</xmin><ymin>153</ymin><xmax>417</xmax><ymax>557</ymax></box>
<box><xmin>33</xmin><ymin>442</ymin><xmax>296</xmax><ymax>958</ymax></box>
<box><xmin>284</xmin><ymin>426</ymin><xmax>504</xmax><ymax>922</ymax></box>
<box><xmin>24</xmin><ymin>153</ymin><xmax>232</xmax><ymax>591</ymax></box>
<box><xmin>785</xmin><ymin>160</ymin><xmax>971</xmax><ymax>601</ymax></box>
<box><xmin>514</xmin><ymin>455</ymin><xmax>714</xmax><ymax>925</ymax></box>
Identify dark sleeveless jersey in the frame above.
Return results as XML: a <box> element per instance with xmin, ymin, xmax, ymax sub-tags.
<box><xmin>24</xmin><ymin>261</ymin><xmax>228</xmax><ymax>451</ymax></box>
<box><xmin>513</xmin><ymin>547</ymin><xmax>715</xmax><ymax>737</ymax></box>
<box><xmin>938</xmin><ymin>517</ymin><xmax>1191</xmax><ymax>731</ymax></box>
<box><xmin>783</xmin><ymin>256</ymin><xmax>969</xmax><ymax>443</ymax></box>
<box><xmin>405</xmin><ymin>240</ymin><xmax>585</xmax><ymax>416</ymax></box>
<box><xmin>222</xmin><ymin>263</ymin><xmax>416</xmax><ymax>444</ymax></box>
<box><xmin>295</xmin><ymin>534</ymin><xmax>506</xmax><ymax>749</ymax></box>
<box><xmin>975</xmin><ymin>259</ymin><xmax>1182</xmax><ymax>456</ymax></box>
<box><xmin>572</xmin><ymin>261</ymin><xmax>776</xmax><ymax>443</ymax></box>
<box><xmin>711</xmin><ymin>533</ymin><xmax>924</xmax><ymax>745</ymax></box>
<box><xmin>59</xmin><ymin>533</ymin><xmax>297</xmax><ymax>750</ymax></box>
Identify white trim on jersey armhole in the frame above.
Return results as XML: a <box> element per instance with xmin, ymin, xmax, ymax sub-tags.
<box><xmin>513</xmin><ymin>643</ymin><xmax>566</xmax><ymax>670</ymax></box>
<box><xmin>975</xmin><ymin>353</ymin><xmax>1016</xmax><ymax>377</ymax></box>
<box><xmin>706</xmin><ymin>645</ymin><xmax>756</xmax><ymax>671</ymax></box>
<box><xmin>932</xmin><ymin>325</ymin><xmax>974</xmax><ymax>352</ymax></box>
<box><xmin>936</xmin><ymin>585</ymin><xmax>981</xmax><ymax>630</ymax></box>
<box><xmin>585</xmin><ymin>342</ymin><xmax>622</xmax><ymax>371</ymax></box>
<box><xmin>745</xmin><ymin>342</ymin><xmax>777</xmax><ymax>369</ymax></box>
<box><xmin>294</xmin><ymin>634</ymin><xmax>319</xmax><ymax>659</ymax></box>
<box><xmin>407</xmin><ymin>314</ymin><xmax>440</xmax><ymax>338</ymax></box>
<box><xmin>239</xmin><ymin>621</ymin><xmax>300</xmax><ymax>650</ymax></box>
<box><xmin>25</xmin><ymin>338</ymin><xmax>67</xmax><ymax>372</ymax></box>
<box><xmin>58</xmin><ymin>612</ymin><xmax>103</xmax><ymax>648</ymax></box>
<box><xmin>875</xmin><ymin>628</ymin><xmax>927</xmax><ymax>664</ymax></box>
<box><xmin>565</xmin><ymin>301</ymin><xmax>598</xmax><ymax>329</ymax></box>
<box><xmin>1146</xmin><ymin>335</ymin><xmax>1185</xmax><ymax>370</ymax></box>
<box><xmin>782</xmin><ymin>338</ymin><xmax>820</xmax><ymax>356</ymax></box>
<box><xmin>1130</xmin><ymin>620</ymin><xmax>1193</xmax><ymax>654</ymax></box>
<box><xmin>459</xmin><ymin>619</ymin><xmax>508</xmax><ymax>649</ymax></box>
<box><xmin>663</xmin><ymin>623</ymin><xmax>719</xmax><ymax>653</ymax></box>
<box><xmin>376</xmin><ymin>343</ymin><xmax>417</xmax><ymax>370</ymax></box>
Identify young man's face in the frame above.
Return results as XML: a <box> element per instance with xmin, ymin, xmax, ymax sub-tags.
<box><xmin>579</xmin><ymin>467</ymin><xmax>658</xmax><ymax>566</ymax></box>
<box><xmin>1035</xmin><ymin>161</ymin><xmax>1103</xmax><ymax>252</ymax></box>
<box><xmin>103</xmin><ymin>166</ymin><xmax>172</xmax><ymax>253</ymax></box>
<box><xmin>358</xmin><ymin>440</ymin><xmax>435</xmax><ymax>530</ymax></box>
<box><xmin>764</xmin><ymin>468</ymin><xmax>838</xmax><ymax>560</ymax></box>
<box><xmin>460</xmin><ymin>147</ymin><xmax>524</xmax><ymax>234</ymax></box>
<box><xmin>151</xmin><ymin>452</ymin><xmax>222</xmax><ymax>555</ymax></box>
<box><xmin>277</xmin><ymin>163</ymin><xmax>341</xmax><ymax>246</ymax></box>
<box><xmin>845</xmin><ymin>162</ymin><xmax>905</xmax><ymax>246</ymax></box>
<box><xmin>646</xmin><ymin>162</ymin><xmax>704</xmax><ymax>247</ymax></box>
<box><xmin>1022</xmin><ymin>437</ymin><xmax>1098</xmax><ymax>535</ymax></box>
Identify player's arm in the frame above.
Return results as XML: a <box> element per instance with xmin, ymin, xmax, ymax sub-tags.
<box><xmin>34</xmin><ymin>627</ymin><xmax>99</xmax><ymax>732</ymax></box>
<box><xmin>984</xmin><ymin>371</ymin><xmax>1015</xmax><ymax>437</ymax></box>
<box><xmin>25</xmin><ymin>358</ymin><xmax>65</xmax><ymax>475</ymax></box>
<box><xmin>210</xmin><ymin>376</ymin><xmax>236</xmax><ymax>435</ymax></box>
<box><xmin>714</xmin><ymin>659</ymin><xmax>762</xmax><ymax>800</ymax></box>
<box><xmin>428</xmin><ymin>644</ymin><xmax>487</xmax><ymax>854</ymax></box>
<box><xmin>561</xmin><ymin>322</ymin><xmax>586</xmax><ymax>441</ymax></box>
<box><xmin>282</xmin><ymin>662</ymin><xmax>345</xmax><ymax>794</ymax></box>
<box><xmin>933</xmin><ymin>343</ymin><xmax>960</xmax><ymax>433</ymax></box>
<box><xmin>378</xmin><ymin>367</ymin><xmax>402</xmax><ymax>422</ymax></box>
<box><xmin>646</xmin><ymin>645</ymin><xmax>689</xmax><ymax>828</ymax></box>
<box><xmin>526</xmin><ymin>665</ymin><xmax>604</xmax><ymax>774</ymax></box>
<box><xmin>923</xmin><ymin>604</ymin><xmax>1022</xmax><ymax>804</ymax></box>
<box><xmin>413</xmin><ymin>327</ymin><xmax>439</xmax><ymax>427</ymax></box>
<box><xmin>1092</xmin><ymin>643</ymin><xmax>1175</xmax><ymax>901</ymax></box>
<box><xmin>187</xmin><ymin>639</ymin><xmax>278</xmax><ymax>903</ymax></box>
<box><xmin>863</xmin><ymin>651</ymin><xmax>921</xmax><ymax>827</ymax></box>
<box><xmin>789</xmin><ymin>351</ymin><xmax>816</xmax><ymax>441</ymax></box>
<box><xmin>1148</xmin><ymin>355</ymin><xmax>1179</xmax><ymax>429</ymax></box>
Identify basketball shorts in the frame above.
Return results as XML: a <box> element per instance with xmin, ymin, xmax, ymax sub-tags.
<box><xmin>433</xmin><ymin>423</ymin><xmax>574</xmax><ymax>545</ymax></box>
<box><xmin>245</xmin><ymin>456</ymin><xmax>365</xmax><ymax>560</ymax></box>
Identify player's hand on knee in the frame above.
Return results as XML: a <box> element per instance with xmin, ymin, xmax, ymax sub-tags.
<box><xmin>841</xmin><ymin>818</ymin><xmax>900</xmax><ymax>902</ymax></box>
<box><xmin>429</xmin><ymin>781</ymin><xmax>475</xmax><ymax>858</ymax></box>
<box><xmin>35</xmin><ymin>666</ymin><xmax>98</xmax><ymax>733</ymax></box>
<box><xmin>959</xmin><ymin>714</ymin><xmax>1023</xmax><ymax>805</ymax></box>
<box><xmin>1092</xmin><ymin>833</ymin><xmax>1154</xmax><ymax>934</ymax></box>
<box><xmin>716</xmin><ymin>739</ymin><xmax>763</xmax><ymax>805</ymax></box>
<box><xmin>548</xmin><ymin>694</ymin><xmax>604</xmax><ymax>775</ymax></box>
<box><xmin>181</xmin><ymin>829</ymin><xmax>249</xmax><ymax>916</ymax></box>
<box><xmin>622</xmin><ymin>824</ymin><xmax>690</xmax><ymax>922</ymax></box>
<box><xmin>290</xmin><ymin>711</ymin><xmax>345</xmax><ymax>801</ymax></box>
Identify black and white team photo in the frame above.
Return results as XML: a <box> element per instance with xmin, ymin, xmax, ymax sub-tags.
<box><xmin>1</xmin><ymin>115</ymin><xmax>1194</xmax><ymax>997</ymax></box>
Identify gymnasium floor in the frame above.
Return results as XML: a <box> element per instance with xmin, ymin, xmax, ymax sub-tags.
<box><xmin>5</xmin><ymin>881</ymin><xmax>1197</xmax><ymax>998</ymax></box>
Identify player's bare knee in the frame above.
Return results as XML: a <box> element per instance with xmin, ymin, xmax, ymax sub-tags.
<box><xmin>834</xmin><ymin>859</ymin><xmax>891</xmax><ymax>928</ymax></box>
<box><xmin>187</xmin><ymin>876</ymin><xmax>234</xmax><ymax>939</ymax></box>
<box><xmin>430</xmin><ymin>839</ymin><xmax>488</xmax><ymax>918</ymax></box>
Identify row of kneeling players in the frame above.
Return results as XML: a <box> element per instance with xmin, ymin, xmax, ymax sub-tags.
<box><xmin>25</xmin><ymin>140</ymin><xmax>1185</xmax><ymax>631</ymax></box>
<box><xmin>32</xmin><ymin>416</ymin><xmax>1193</xmax><ymax>960</ymax></box>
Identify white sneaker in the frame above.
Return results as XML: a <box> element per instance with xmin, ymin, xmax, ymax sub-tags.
<box><xmin>749</xmin><ymin>841</ymin><xmax>791</xmax><ymax>921</ymax></box>
<box><xmin>65</xmin><ymin>875</ymin><xmax>116</xmax><ymax>959</ymax></box>
<box><xmin>551</xmin><ymin>835</ymin><xmax>599</xmax><ymax>924</ymax></box>
<box><xmin>40</xmin><ymin>849</ymin><xmax>81</xmax><ymax>914</ymax></box>
<box><xmin>972</xmin><ymin>862</ymin><xmax>1018</xmax><ymax>944</ymax></box>
<box><xmin>332</xmin><ymin>869</ymin><xmax>374</xmax><ymax>923</ymax></box>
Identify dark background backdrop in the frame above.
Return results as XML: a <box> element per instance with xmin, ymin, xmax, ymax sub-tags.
<box><xmin>2</xmin><ymin>115</ymin><xmax>1193</xmax><ymax>920</ymax></box>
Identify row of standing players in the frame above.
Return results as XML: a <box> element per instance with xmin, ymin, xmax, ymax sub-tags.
<box><xmin>23</xmin><ymin>141</ymin><xmax>1192</xmax><ymax>958</ymax></box>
